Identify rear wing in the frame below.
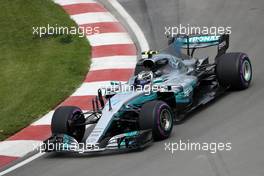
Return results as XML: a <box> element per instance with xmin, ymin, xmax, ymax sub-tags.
<box><xmin>170</xmin><ymin>34</ymin><xmax>229</xmax><ymax>57</ymax></box>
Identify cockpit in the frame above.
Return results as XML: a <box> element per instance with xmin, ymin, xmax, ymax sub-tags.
<box><xmin>132</xmin><ymin>53</ymin><xmax>188</xmax><ymax>87</ymax></box>
<box><xmin>142</xmin><ymin>54</ymin><xmax>188</xmax><ymax>75</ymax></box>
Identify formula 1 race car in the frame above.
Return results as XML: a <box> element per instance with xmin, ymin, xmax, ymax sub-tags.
<box><xmin>44</xmin><ymin>34</ymin><xmax>252</xmax><ymax>153</ymax></box>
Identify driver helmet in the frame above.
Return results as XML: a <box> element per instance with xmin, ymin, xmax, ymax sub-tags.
<box><xmin>136</xmin><ymin>71</ymin><xmax>153</xmax><ymax>87</ymax></box>
<box><xmin>141</xmin><ymin>50</ymin><xmax>159</xmax><ymax>59</ymax></box>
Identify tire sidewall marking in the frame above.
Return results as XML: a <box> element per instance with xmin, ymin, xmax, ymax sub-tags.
<box><xmin>156</xmin><ymin>103</ymin><xmax>172</xmax><ymax>137</ymax></box>
<box><xmin>239</xmin><ymin>54</ymin><xmax>252</xmax><ymax>87</ymax></box>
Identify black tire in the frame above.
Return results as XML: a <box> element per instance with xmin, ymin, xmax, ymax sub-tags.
<box><xmin>139</xmin><ymin>101</ymin><xmax>173</xmax><ymax>140</ymax></box>
<box><xmin>216</xmin><ymin>52</ymin><xmax>252</xmax><ymax>90</ymax></box>
<box><xmin>51</xmin><ymin>106</ymin><xmax>85</xmax><ymax>142</ymax></box>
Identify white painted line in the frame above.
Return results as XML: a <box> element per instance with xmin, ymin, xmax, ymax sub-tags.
<box><xmin>0</xmin><ymin>140</ymin><xmax>42</xmax><ymax>157</ymax></box>
<box><xmin>0</xmin><ymin>152</ymin><xmax>45</xmax><ymax>176</ymax></box>
<box><xmin>71</xmin><ymin>12</ymin><xmax>117</xmax><ymax>25</ymax></box>
<box><xmin>31</xmin><ymin>111</ymin><xmax>54</xmax><ymax>126</ymax></box>
<box><xmin>54</xmin><ymin>0</ymin><xmax>95</xmax><ymax>6</ymax></box>
<box><xmin>109</xmin><ymin>0</ymin><xmax>149</xmax><ymax>51</ymax></box>
<box><xmin>90</xmin><ymin>55</ymin><xmax>137</xmax><ymax>71</ymax></box>
<box><xmin>72</xmin><ymin>81</ymin><xmax>126</xmax><ymax>96</ymax></box>
<box><xmin>87</xmin><ymin>32</ymin><xmax>133</xmax><ymax>46</ymax></box>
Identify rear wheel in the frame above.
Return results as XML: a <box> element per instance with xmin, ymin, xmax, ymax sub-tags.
<box><xmin>216</xmin><ymin>52</ymin><xmax>252</xmax><ymax>90</ymax></box>
<box><xmin>139</xmin><ymin>101</ymin><xmax>173</xmax><ymax>140</ymax></box>
<box><xmin>51</xmin><ymin>106</ymin><xmax>85</xmax><ymax>142</ymax></box>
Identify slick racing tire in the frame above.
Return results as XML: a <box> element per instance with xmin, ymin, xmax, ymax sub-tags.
<box><xmin>139</xmin><ymin>101</ymin><xmax>173</xmax><ymax>140</ymax></box>
<box><xmin>216</xmin><ymin>52</ymin><xmax>252</xmax><ymax>90</ymax></box>
<box><xmin>51</xmin><ymin>106</ymin><xmax>85</xmax><ymax>142</ymax></box>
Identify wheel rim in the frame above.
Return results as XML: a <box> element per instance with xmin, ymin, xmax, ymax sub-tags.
<box><xmin>68</xmin><ymin>113</ymin><xmax>85</xmax><ymax>141</ymax></box>
<box><xmin>160</xmin><ymin>109</ymin><xmax>172</xmax><ymax>131</ymax></box>
<box><xmin>242</xmin><ymin>60</ymin><xmax>251</xmax><ymax>82</ymax></box>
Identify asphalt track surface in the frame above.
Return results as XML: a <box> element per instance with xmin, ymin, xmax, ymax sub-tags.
<box><xmin>7</xmin><ymin>0</ymin><xmax>264</xmax><ymax>175</ymax></box>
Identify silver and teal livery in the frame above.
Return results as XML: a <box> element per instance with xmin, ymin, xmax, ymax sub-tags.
<box><xmin>44</xmin><ymin>34</ymin><xmax>252</xmax><ymax>154</ymax></box>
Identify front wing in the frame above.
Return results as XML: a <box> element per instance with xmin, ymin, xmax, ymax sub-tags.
<box><xmin>43</xmin><ymin>130</ymin><xmax>152</xmax><ymax>153</ymax></box>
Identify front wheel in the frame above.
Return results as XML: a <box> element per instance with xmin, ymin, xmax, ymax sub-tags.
<box><xmin>51</xmin><ymin>106</ymin><xmax>85</xmax><ymax>142</ymax></box>
<box><xmin>139</xmin><ymin>101</ymin><xmax>174</xmax><ymax>140</ymax></box>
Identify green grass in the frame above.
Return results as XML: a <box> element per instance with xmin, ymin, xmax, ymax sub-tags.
<box><xmin>0</xmin><ymin>0</ymin><xmax>91</xmax><ymax>140</ymax></box>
